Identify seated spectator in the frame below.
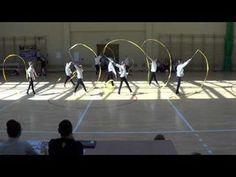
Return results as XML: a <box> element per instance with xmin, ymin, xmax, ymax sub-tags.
<box><xmin>0</xmin><ymin>119</ymin><xmax>37</xmax><ymax>155</ymax></box>
<box><xmin>154</xmin><ymin>134</ymin><xmax>165</xmax><ymax>140</ymax></box>
<box><xmin>48</xmin><ymin>120</ymin><xmax>84</xmax><ymax>156</ymax></box>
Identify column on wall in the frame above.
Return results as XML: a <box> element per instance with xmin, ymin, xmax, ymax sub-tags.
<box><xmin>63</xmin><ymin>23</ymin><xmax>71</xmax><ymax>63</ymax></box>
<box><xmin>223</xmin><ymin>22</ymin><xmax>234</xmax><ymax>71</ymax></box>
<box><xmin>145</xmin><ymin>23</ymin><xmax>153</xmax><ymax>71</ymax></box>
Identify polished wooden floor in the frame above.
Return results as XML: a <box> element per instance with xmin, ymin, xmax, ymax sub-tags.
<box><xmin>0</xmin><ymin>71</ymin><xmax>236</xmax><ymax>154</ymax></box>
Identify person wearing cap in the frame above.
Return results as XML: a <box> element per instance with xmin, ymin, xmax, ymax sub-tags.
<box><xmin>64</xmin><ymin>61</ymin><xmax>75</xmax><ymax>87</ymax></box>
<box><xmin>175</xmin><ymin>58</ymin><xmax>192</xmax><ymax>94</ymax></box>
<box><xmin>26</xmin><ymin>62</ymin><xmax>38</xmax><ymax>95</ymax></box>
<box><xmin>114</xmin><ymin>60</ymin><xmax>132</xmax><ymax>94</ymax></box>
<box><xmin>73</xmin><ymin>63</ymin><xmax>87</xmax><ymax>93</ymax></box>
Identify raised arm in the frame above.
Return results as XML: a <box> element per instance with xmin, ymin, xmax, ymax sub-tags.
<box><xmin>182</xmin><ymin>58</ymin><xmax>192</xmax><ymax>68</ymax></box>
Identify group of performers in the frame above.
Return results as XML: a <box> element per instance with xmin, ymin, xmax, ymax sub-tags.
<box><xmin>25</xmin><ymin>54</ymin><xmax>193</xmax><ymax>96</ymax></box>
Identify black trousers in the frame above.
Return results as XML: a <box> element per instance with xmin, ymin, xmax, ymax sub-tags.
<box><xmin>118</xmin><ymin>77</ymin><xmax>132</xmax><ymax>94</ymax></box>
<box><xmin>95</xmin><ymin>65</ymin><xmax>99</xmax><ymax>75</ymax></box>
<box><xmin>27</xmin><ymin>77</ymin><xmax>35</xmax><ymax>94</ymax></box>
<box><xmin>106</xmin><ymin>71</ymin><xmax>114</xmax><ymax>86</ymax></box>
<box><xmin>176</xmin><ymin>77</ymin><xmax>181</xmax><ymax>94</ymax></box>
<box><xmin>64</xmin><ymin>75</ymin><xmax>75</xmax><ymax>86</ymax></box>
<box><xmin>149</xmin><ymin>72</ymin><xmax>158</xmax><ymax>85</ymax></box>
<box><xmin>74</xmin><ymin>79</ymin><xmax>87</xmax><ymax>93</ymax></box>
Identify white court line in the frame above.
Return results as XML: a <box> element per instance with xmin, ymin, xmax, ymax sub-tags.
<box><xmin>73</xmin><ymin>100</ymin><xmax>93</xmax><ymax>132</ymax></box>
<box><xmin>167</xmin><ymin>100</ymin><xmax>194</xmax><ymax>131</ymax></box>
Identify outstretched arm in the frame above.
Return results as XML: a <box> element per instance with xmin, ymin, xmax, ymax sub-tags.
<box><xmin>182</xmin><ymin>58</ymin><xmax>192</xmax><ymax>68</ymax></box>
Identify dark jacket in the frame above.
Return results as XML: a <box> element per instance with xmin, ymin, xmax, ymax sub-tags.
<box><xmin>48</xmin><ymin>138</ymin><xmax>84</xmax><ymax>156</ymax></box>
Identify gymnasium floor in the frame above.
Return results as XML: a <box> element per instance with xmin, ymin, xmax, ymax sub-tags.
<box><xmin>0</xmin><ymin>71</ymin><xmax>236</xmax><ymax>154</ymax></box>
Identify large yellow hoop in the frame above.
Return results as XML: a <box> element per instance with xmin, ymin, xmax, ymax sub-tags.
<box><xmin>183</xmin><ymin>49</ymin><xmax>209</xmax><ymax>96</ymax></box>
<box><xmin>142</xmin><ymin>39</ymin><xmax>172</xmax><ymax>89</ymax></box>
<box><xmin>68</xmin><ymin>43</ymin><xmax>101</xmax><ymax>82</ymax></box>
<box><xmin>2</xmin><ymin>54</ymin><xmax>27</xmax><ymax>82</ymax></box>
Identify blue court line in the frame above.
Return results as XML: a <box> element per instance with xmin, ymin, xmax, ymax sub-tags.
<box><xmin>73</xmin><ymin>100</ymin><xmax>93</xmax><ymax>132</ymax></box>
<box><xmin>167</xmin><ymin>100</ymin><xmax>194</xmax><ymax>131</ymax></box>
<box><xmin>167</xmin><ymin>99</ymin><xmax>214</xmax><ymax>154</ymax></box>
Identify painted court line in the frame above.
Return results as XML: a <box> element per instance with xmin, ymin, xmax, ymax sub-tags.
<box><xmin>167</xmin><ymin>99</ymin><xmax>194</xmax><ymax>131</ymax></box>
<box><xmin>73</xmin><ymin>100</ymin><xmax>93</xmax><ymax>132</ymax></box>
<box><xmin>167</xmin><ymin>99</ymin><xmax>213</xmax><ymax>154</ymax></box>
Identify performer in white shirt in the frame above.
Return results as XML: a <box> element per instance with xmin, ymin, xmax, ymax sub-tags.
<box><xmin>175</xmin><ymin>58</ymin><xmax>192</xmax><ymax>94</ymax></box>
<box><xmin>106</xmin><ymin>58</ymin><xmax>117</xmax><ymax>86</ymax></box>
<box><xmin>94</xmin><ymin>55</ymin><xmax>102</xmax><ymax>76</ymax></box>
<box><xmin>73</xmin><ymin>63</ymin><xmax>87</xmax><ymax>93</ymax></box>
<box><xmin>149</xmin><ymin>59</ymin><xmax>159</xmax><ymax>86</ymax></box>
<box><xmin>26</xmin><ymin>62</ymin><xmax>38</xmax><ymax>95</ymax></box>
<box><xmin>64</xmin><ymin>62</ymin><xmax>75</xmax><ymax>87</ymax></box>
<box><xmin>124</xmin><ymin>56</ymin><xmax>130</xmax><ymax>73</ymax></box>
<box><xmin>114</xmin><ymin>61</ymin><xmax>132</xmax><ymax>94</ymax></box>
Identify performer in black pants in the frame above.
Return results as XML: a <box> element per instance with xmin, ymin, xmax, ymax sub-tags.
<box><xmin>106</xmin><ymin>58</ymin><xmax>117</xmax><ymax>86</ymax></box>
<box><xmin>26</xmin><ymin>62</ymin><xmax>38</xmax><ymax>95</ymax></box>
<box><xmin>175</xmin><ymin>58</ymin><xmax>192</xmax><ymax>94</ymax></box>
<box><xmin>94</xmin><ymin>55</ymin><xmax>102</xmax><ymax>76</ymax></box>
<box><xmin>73</xmin><ymin>64</ymin><xmax>87</xmax><ymax>93</ymax></box>
<box><xmin>64</xmin><ymin>62</ymin><xmax>75</xmax><ymax>87</ymax></box>
<box><xmin>149</xmin><ymin>59</ymin><xmax>159</xmax><ymax>86</ymax></box>
<box><xmin>114</xmin><ymin>61</ymin><xmax>132</xmax><ymax>94</ymax></box>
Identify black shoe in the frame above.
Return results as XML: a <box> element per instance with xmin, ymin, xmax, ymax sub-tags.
<box><xmin>33</xmin><ymin>92</ymin><xmax>36</xmax><ymax>95</ymax></box>
<box><xmin>176</xmin><ymin>91</ymin><xmax>179</xmax><ymax>94</ymax></box>
<box><xmin>26</xmin><ymin>92</ymin><xmax>29</xmax><ymax>95</ymax></box>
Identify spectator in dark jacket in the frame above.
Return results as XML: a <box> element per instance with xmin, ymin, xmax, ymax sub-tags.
<box><xmin>48</xmin><ymin>120</ymin><xmax>84</xmax><ymax>156</ymax></box>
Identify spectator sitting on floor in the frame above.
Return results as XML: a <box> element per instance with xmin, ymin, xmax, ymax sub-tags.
<box><xmin>0</xmin><ymin>119</ymin><xmax>38</xmax><ymax>155</ymax></box>
<box><xmin>48</xmin><ymin>119</ymin><xmax>84</xmax><ymax>156</ymax></box>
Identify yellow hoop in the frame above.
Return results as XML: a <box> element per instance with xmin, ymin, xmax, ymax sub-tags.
<box><xmin>2</xmin><ymin>54</ymin><xmax>27</xmax><ymax>82</ymax></box>
<box><xmin>142</xmin><ymin>39</ymin><xmax>172</xmax><ymax>89</ymax></box>
<box><xmin>68</xmin><ymin>43</ymin><xmax>101</xmax><ymax>82</ymax></box>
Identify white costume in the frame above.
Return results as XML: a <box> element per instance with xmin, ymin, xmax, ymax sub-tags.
<box><xmin>65</xmin><ymin>62</ymin><xmax>73</xmax><ymax>76</ymax></box>
<box><xmin>74</xmin><ymin>65</ymin><xmax>83</xmax><ymax>79</ymax></box>
<box><xmin>151</xmin><ymin>59</ymin><xmax>157</xmax><ymax>72</ymax></box>
<box><xmin>27</xmin><ymin>65</ymin><xmax>37</xmax><ymax>80</ymax></box>
<box><xmin>176</xmin><ymin>58</ymin><xmax>192</xmax><ymax>77</ymax></box>
<box><xmin>108</xmin><ymin>60</ymin><xmax>117</xmax><ymax>76</ymax></box>
<box><xmin>115</xmin><ymin>63</ymin><xmax>127</xmax><ymax>78</ymax></box>
<box><xmin>94</xmin><ymin>55</ymin><xmax>102</xmax><ymax>65</ymax></box>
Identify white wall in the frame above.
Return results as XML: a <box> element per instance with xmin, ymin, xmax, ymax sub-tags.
<box><xmin>0</xmin><ymin>22</ymin><xmax>66</xmax><ymax>67</ymax></box>
<box><xmin>152</xmin><ymin>23</ymin><xmax>226</xmax><ymax>34</ymax></box>
<box><xmin>0</xmin><ymin>22</ymin><xmax>229</xmax><ymax>71</ymax></box>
